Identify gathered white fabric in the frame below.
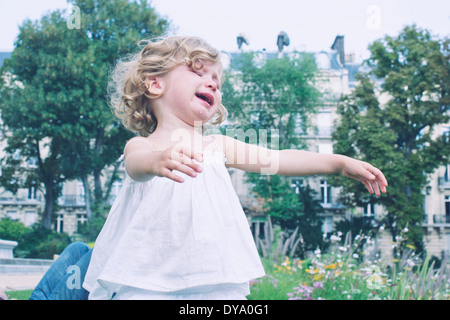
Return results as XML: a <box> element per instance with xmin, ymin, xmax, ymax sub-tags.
<box><xmin>83</xmin><ymin>138</ymin><xmax>265</xmax><ymax>300</ymax></box>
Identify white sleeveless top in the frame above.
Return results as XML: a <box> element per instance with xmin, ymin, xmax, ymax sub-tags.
<box><xmin>83</xmin><ymin>136</ymin><xmax>265</xmax><ymax>299</ymax></box>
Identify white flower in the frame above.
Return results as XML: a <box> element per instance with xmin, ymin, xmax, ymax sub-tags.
<box><xmin>330</xmin><ymin>235</ymin><xmax>341</xmax><ymax>242</ymax></box>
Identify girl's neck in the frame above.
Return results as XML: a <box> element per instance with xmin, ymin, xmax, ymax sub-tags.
<box><xmin>152</xmin><ymin>113</ymin><xmax>204</xmax><ymax>137</ymax></box>
<box><xmin>149</xmin><ymin>121</ymin><xmax>206</xmax><ymax>150</ymax></box>
<box><xmin>152</xmin><ymin>123</ymin><xmax>203</xmax><ymax>138</ymax></box>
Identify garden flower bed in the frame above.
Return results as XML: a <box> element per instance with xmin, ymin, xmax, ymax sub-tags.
<box><xmin>248</xmin><ymin>233</ymin><xmax>450</xmax><ymax>300</ymax></box>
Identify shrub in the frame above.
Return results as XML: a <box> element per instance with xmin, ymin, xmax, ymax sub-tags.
<box><xmin>0</xmin><ymin>218</ymin><xmax>71</xmax><ymax>259</ymax></box>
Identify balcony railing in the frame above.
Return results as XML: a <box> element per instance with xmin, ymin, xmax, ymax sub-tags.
<box><xmin>423</xmin><ymin>214</ymin><xmax>450</xmax><ymax>226</ymax></box>
<box><xmin>57</xmin><ymin>195</ymin><xmax>86</xmax><ymax>207</ymax></box>
<box><xmin>433</xmin><ymin>214</ymin><xmax>450</xmax><ymax>225</ymax></box>
<box><xmin>438</xmin><ymin>177</ymin><xmax>450</xmax><ymax>189</ymax></box>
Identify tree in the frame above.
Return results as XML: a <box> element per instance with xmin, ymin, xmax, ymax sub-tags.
<box><xmin>0</xmin><ymin>0</ymin><xmax>170</xmax><ymax>228</ymax></box>
<box><xmin>222</xmin><ymin>51</ymin><xmax>324</xmax><ymax>251</ymax></box>
<box><xmin>332</xmin><ymin>25</ymin><xmax>450</xmax><ymax>253</ymax></box>
<box><xmin>223</xmin><ymin>51</ymin><xmax>320</xmax><ymax>148</ymax></box>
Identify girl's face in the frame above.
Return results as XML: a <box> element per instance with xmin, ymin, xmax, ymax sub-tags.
<box><xmin>159</xmin><ymin>60</ymin><xmax>223</xmax><ymax>127</ymax></box>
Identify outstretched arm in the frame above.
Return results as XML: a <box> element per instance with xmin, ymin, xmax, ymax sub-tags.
<box><xmin>211</xmin><ymin>134</ymin><xmax>388</xmax><ymax>196</ymax></box>
<box><xmin>277</xmin><ymin>150</ymin><xmax>387</xmax><ymax>195</ymax></box>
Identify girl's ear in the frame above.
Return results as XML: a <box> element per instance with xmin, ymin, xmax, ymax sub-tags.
<box><xmin>145</xmin><ymin>76</ymin><xmax>164</xmax><ymax>96</ymax></box>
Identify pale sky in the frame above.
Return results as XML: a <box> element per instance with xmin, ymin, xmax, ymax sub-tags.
<box><xmin>0</xmin><ymin>0</ymin><xmax>449</xmax><ymax>61</ymax></box>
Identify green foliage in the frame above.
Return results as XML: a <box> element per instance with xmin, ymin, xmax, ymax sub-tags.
<box><xmin>332</xmin><ymin>25</ymin><xmax>450</xmax><ymax>253</ymax></box>
<box><xmin>223</xmin><ymin>51</ymin><xmax>325</xmax><ymax>254</ymax></box>
<box><xmin>0</xmin><ymin>217</ymin><xmax>29</xmax><ymax>241</ymax></box>
<box><xmin>223</xmin><ymin>51</ymin><xmax>320</xmax><ymax>149</ymax></box>
<box><xmin>17</xmin><ymin>224</ymin><xmax>71</xmax><ymax>259</ymax></box>
<box><xmin>0</xmin><ymin>218</ymin><xmax>71</xmax><ymax>259</ymax></box>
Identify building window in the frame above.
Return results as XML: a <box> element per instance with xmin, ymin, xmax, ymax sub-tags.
<box><xmin>294</xmin><ymin>114</ymin><xmax>306</xmax><ymax>135</ymax></box>
<box><xmin>317</xmin><ymin>112</ymin><xmax>332</xmax><ymax>137</ymax></box>
<box><xmin>445</xmin><ymin>233</ymin><xmax>450</xmax><ymax>256</ymax></box>
<box><xmin>322</xmin><ymin>216</ymin><xmax>334</xmax><ymax>234</ymax></box>
<box><xmin>6</xmin><ymin>210</ymin><xmax>18</xmax><ymax>220</ymax></box>
<box><xmin>364</xmin><ymin>202</ymin><xmax>376</xmax><ymax>218</ymax></box>
<box><xmin>291</xmin><ymin>178</ymin><xmax>304</xmax><ymax>194</ymax></box>
<box><xmin>55</xmin><ymin>214</ymin><xmax>64</xmax><ymax>233</ymax></box>
<box><xmin>318</xmin><ymin>143</ymin><xmax>333</xmax><ymax>154</ymax></box>
<box><xmin>77</xmin><ymin>213</ymin><xmax>88</xmax><ymax>230</ymax></box>
<box><xmin>77</xmin><ymin>181</ymin><xmax>85</xmax><ymax>205</ymax></box>
<box><xmin>445</xmin><ymin>165</ymin><xmax>450</xmax><ymax>182</ymax></box>
<box><xmin>251</xmin><ymin>217</ymin><xmax>266</xmax><ymax>242</ymax></box>
<box><xmin>24</xmin><ymin>211</ymin><xmax>37</xmax><ymax>227</ymax></box>
<box><xmin>445</xmin><ymin>196</ymin><xmax>450</xmax><ymax>217</ymax></box>
<box><xmin>316</xmin><ymin>52</ymin><xmax>331</xmax><ymax>69</ymax></box>
<box><xmin>28</xmin><ymin>186</ymin><xmax>37</xmax><ymax>200</ymax></box>
<box><xmin>320</xmin><ymin>180</ymin><xmax>332</xmax><ymax>205</ymax></box>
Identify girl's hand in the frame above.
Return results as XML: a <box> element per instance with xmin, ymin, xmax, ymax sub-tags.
<box><xmin>341</xmin><ymin>157</ymin><xmax>388</xmax><ymax>196</ymax></box>
<box><xmin>152</xmin><ymin>145</ymin><xmax>203</xmax><ymax>183</ymax></box>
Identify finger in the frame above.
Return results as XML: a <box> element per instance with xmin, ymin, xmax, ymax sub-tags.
<box><xmin>370</xmin><ymin>170</ymin><xmax>388</xmax><ymax>194</ymax></box>
<box><xmin>186</xmin><ymin>162</ymin><xmax>203</xmax><ymax>173</ymax></box>
<box><xmin>367</xmin><ymin>165</ymin><xmax>388</xmax><ymax>187</ymax></box>
<box><xmin>376</xmin><ymin>178</ymin><xmax>387</xmax><ymax>193</ymax></box>
<box><xmin>170</xmin><ymin>160</ymin><xmax>199</xmax><ymax>178</ymax></box>
<box><xmin>161</xmin><ymin>168</ymin><xmax>185</xmax><ymax>183</ymax></box>
<box><xmin>362</xmin><ymin>180</ymin><xmax>374</xmax><ymax>194</ymax></box>
<box><xmin>173</xmin><ymin>153</ymin><xmax>203</xmax><ymax>173</ymax></box>
<box><xmin>371</xmin><ymin>181</ymin><xmax>381</xmax><ymax>196</ymax></box>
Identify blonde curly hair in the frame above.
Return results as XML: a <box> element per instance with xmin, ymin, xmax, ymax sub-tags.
<box><xmin>109</xmin><ymin>36</ymin><xmax>228</xmax><ymax>137</ymax></box>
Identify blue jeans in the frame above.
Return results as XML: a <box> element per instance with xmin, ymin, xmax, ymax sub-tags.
<box><xmin>29</xmin><ymin>242</ymin><xmax>92</xmax><ymax>300</ymax></box>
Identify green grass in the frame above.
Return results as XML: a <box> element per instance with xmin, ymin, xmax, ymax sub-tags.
<box><xmin>5</xmin><ymin>289</ymin><xmax>33</xmax><ymax>300</ymax></box>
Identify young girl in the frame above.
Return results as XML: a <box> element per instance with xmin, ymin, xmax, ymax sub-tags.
<box><xmin>83</xmin><ymin>36</ymin><xmax>387</xmax><ymax>300</ymax></box>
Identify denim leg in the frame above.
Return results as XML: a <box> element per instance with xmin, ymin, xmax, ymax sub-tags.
<box><xmin>47</xmin><ymin>247</ymin><xmax>92</xmax><ymax>300</ymax></box>
<box><xmin>29</xmin><ymin>242</ymin><xmax>92</xmax><ymax>300</ymax></box>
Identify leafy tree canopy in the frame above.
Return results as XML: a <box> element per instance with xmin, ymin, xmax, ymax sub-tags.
<box><xmin>332</xmin><ymin>25</ymin><xmax>450</xmax><ymax>253</ymax></box>
<box><xmin>0</xmin><ymin>0</ymin><xmax>170</xmax><ymax>228</ymax></box>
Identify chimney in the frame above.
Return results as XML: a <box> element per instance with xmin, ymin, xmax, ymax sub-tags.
<box><xmin>331</xmin><ymin>35</ymin><xmax>345</xmax><ymax>67</ymax></box>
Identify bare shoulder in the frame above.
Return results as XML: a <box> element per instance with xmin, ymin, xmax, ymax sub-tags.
<box><xmin>124</xmin><ymin>137</ymin><xmax>155</xmax><ymax>155</ymax></box>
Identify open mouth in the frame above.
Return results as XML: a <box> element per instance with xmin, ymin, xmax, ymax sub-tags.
<box><xmin>195</xmin><ymin>92</ymin><xmax>214</xmax><ymax>107</ymax></box>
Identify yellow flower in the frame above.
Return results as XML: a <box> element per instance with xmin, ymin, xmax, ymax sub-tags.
<box><xmin>314</xmin><ymin>274</ymin><xmax>324</xmax><ymax>281</ymax></box>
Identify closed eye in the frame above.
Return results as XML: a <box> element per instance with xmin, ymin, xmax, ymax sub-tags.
<box><xmin>190</xmin><ymin>67</ymin><xmax>202</xmax><ymax>77</ymax></box>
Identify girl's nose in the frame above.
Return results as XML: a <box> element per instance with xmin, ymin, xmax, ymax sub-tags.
<box><xmin>206</xmin><ymin>78</ymin><xmax>218</xmax><ymax>91</ymax></box>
